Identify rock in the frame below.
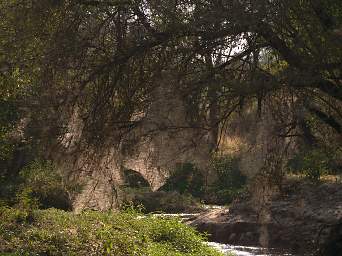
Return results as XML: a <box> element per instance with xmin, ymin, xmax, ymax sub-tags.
<box><xmin>188</xmin><ymin>180</ymin><xmax>342</xmax><ymax>254</ymax></box>
<box><xmin>318</xmin><ymin>222</ymin><xmax>342</xmax><ymax>256</ymax></box>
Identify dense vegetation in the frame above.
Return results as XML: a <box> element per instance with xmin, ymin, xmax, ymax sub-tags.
<box><xmin>122</xmin><ymin>157</ymin><xmax>247</xmax><ymax>213</ymax></box>
<box><xmin>1</xmin><ymin>0</ymin><xmax>340</xmax><ymax>175</ymax></box>
<box><xmin>0</xmin><ymin>207</ymin><xmax>222</xmax><ymax>256</ymax></box>
<box><xmin>0</xmin><ymin>0</ymin><xmax>340</xmax><ymax>201</ymax></box>
<box><xmin>0</xmin><ymin>161</ymin><xmax>225</xmax><ymax>255</ymax></box>
<box><xmin>160</xmin><ymin>158</ymin><xmax>247</xmax><ymax>205</ymax></box>
<box><xmin>0</xmin><ymin>160</ymin><xmax>70</xmax><ymax>210</ymax></box>
<box><xmin>0</xmin><ymin>0</ymin><xmax>341</xmax><ymax>255</ymax></box>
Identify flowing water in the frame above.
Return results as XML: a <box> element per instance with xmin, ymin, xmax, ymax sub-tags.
<box><xmin>206</xmin><ymin>242</ymin><xmax>295</xmax><ymax>256</ymax></box>
<box><xmin>153</xmin><ymin>210</ymin><xmax>299</xmax><ymax>256</ymax></box>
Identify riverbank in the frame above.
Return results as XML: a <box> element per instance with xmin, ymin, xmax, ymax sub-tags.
<box><xmin>188</xmin><ymin>179</ymin><xmax>342</xmax><ymax>255</ymax></box>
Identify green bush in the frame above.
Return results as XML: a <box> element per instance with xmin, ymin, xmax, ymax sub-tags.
<box><xmin>287</xmin><ymin>148</ymin><xmax>334</xmax><ymax>182</ymax></box>
<box><xmin>0</xmin><ymin>207</ymin><xmax>223</xmax><ymax>256</ymax></box>
<box><xmin>124</xmin><ymin>190</ymin><xmax>203</xmax><ymax>213</ymax></box>
<box><xmin>0</xmin><ymin>175</ymin><xmax>19</xmax><ymax>207</ymax></box>
<box><xmin>158</xmin><ymin>158</ymin><xmax>247</xmax><ymax>205</ymax></box>
<box><xmin>160</xmin><ymin>163</ymin><xmax>205</xmax><ymax>198</ymax></box>
<box><xmin>16</xmin><ymin>160</ymin><xmax>71</xmax><ymax>210</ymax></box>
<box><xmin>0</xmin><ymin>98</ymin><xmax>21</xmax><ymax>205</ymax></box>
<box><xmin>0</xmin><ymin>159</ymin><xmax>71</xmax><ymax>210</ymax></box>
<box><xmin>206</xmin><ymin>155</ymin><xmax>247</xmax><ymax>205</ymax></box>
<box><xmin>0</xmin><ymin>99</ymin><xmax>19</xmax><ymax>162</ymax></box>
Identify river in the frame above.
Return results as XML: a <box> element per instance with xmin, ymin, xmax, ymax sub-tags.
<box><xmin>152</xmin><ymin>211</ymin><xmax>302</xmax><ymax>256</ymax></box>
<box><xmin>206</xmin><ymin>242</ymin><xmax>295</xmax><ymax>256</ymax></box>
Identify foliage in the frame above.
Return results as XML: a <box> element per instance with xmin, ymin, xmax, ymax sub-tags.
<box><xmin>3</xmin><ymin>0</ymin><xmax>340</xmax><ymax>170</ymax></box>
<box><xmin>157</xmin><ymin>158</ymin><xmax>247</xmax><ymax>206</ymax></box>
<box><xmin>0</xmin><ymin>89</ymin><xmax>22</xmax><ymax>185</ymax></box>
<box><xmin>123</xmin><ymin>190</ymin><xmax>203</xmax><ymax>214</ymax></box>
<box><xmin>0</xmin><ymin>0</ymin><xmax>340</xmax><ymax>231</ymax></box>
<box><xmin>0</xmin><ymin>160</ymin><xmax>70</xmax><ymax>210</ymax></box>
<box><xmin>16</xmin><ymin>160</ymin><xmax>70</xmax><ymax>210</ymax></box>
<box><xmin>206</xmin><ymin>155</ymin><xmax>247</xmax><ymax>205</ymax></box>
<box><xmin>161</xmin><ymin>163</ymin><xmax>205</xmax><ymax>198</ymax></box>
<box><xmin>287</xmin><ymin>148</ymin><xmax>335</xmax><ymax>182</ymax></box>
<box><xmin>15</xmin><ymin>187</ymin><xmax>40</xmax><ymax>211</ymax></box>
<box><xmin>0</xmin><ymin>207</ymin><xmax>222</xmax><ymax>256</ymax></box>
<box><xmin>0</xmin><ymin>99</ymin><xmax>18</xmax><ymax>162</ymax></box>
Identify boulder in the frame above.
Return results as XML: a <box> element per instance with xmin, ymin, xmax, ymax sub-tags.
<box><xmin>188</xmin><ymin>180</ymin><xmax>342</xmax><ymax>254</ymax></box>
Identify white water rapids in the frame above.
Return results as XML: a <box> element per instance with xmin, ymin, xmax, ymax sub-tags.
<box><xmin>206</xmin><ymin>242</ymin><xmax>294</xmax><ymax>256</ymax></box>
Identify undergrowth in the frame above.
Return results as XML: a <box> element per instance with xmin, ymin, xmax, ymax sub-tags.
<box><xmin>0</xmin><ymin>207</ymin><xmax>223</xmax><ymax>256</ymax></box>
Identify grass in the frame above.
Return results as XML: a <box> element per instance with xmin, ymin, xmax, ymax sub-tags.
<box><xmin>0</xmin><ymin>207</ymin><xmax>223</xmax><ymax>256</ymax></box>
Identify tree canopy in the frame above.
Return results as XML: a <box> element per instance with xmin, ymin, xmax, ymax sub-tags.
<box><xmin>0</xmin><ymin>0</ymin><xmax>341</xmax><ymax>178</ymax></box>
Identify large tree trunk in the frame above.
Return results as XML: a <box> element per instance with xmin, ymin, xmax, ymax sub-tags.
<box><xmin>239</xmin><ymin>93</ymin><xmax>295</xmax><ymax>247</ymax></box>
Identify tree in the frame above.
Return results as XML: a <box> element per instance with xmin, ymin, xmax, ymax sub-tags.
<box><xmin>0</xmin><ymin>0</ymin><xmax>341</xmax><ymax>212</ymax></box>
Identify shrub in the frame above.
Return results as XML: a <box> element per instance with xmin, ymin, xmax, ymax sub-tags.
<box><xmin>287</xmin><ymin>148</ymin><xmax>333</xmax><ymax>182</ymax></box>
<box><xmin>206</xmin><ymin>155</ymin><xmax>247</xmax><ymax>205</ymax></box>
<box><xmin>160</xmin><ymin>163</ymin><xmax>205</xmax><ymax>198</ymax></box>
<box><xmin>158</xmin><ymin>158</ymin><xmax>247</xmax><ymax>205</ymax></box>
<box><xmin>0</xmin><ymin>207</ymin><xmax>223</xmax><ymax>256</ymax></box>
<box><xmin>16</xmin><ymin>160</ymin><xmax>71</xmax><ymax>210</ymax></box>
<box><xmin>124</xmin><ymin>190</ymin><xmax>203</xmax><ymax>213</ymax></box>
<box><xmin>0</xmin><ymin>99</ymin><xmax>18</xmax><ymax>162</ymax></box>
